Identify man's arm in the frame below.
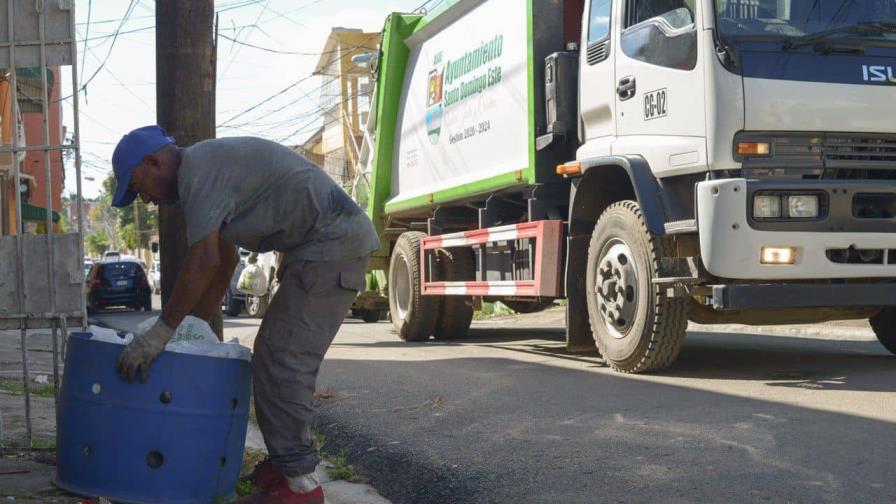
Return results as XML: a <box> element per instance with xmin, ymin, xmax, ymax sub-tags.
<box><xmin>191</xmin><ymin>238</ymin><xmax>239</xmax><ymax>324</ymax></box>
<box><xmin>117</xmin><ymin>232</ymin><xmax>225</xmax><ymax>382</ymax></box>
<box><xmin>159</xmin><ymin>231</ymin><xmax>225</xmax><ymax>329</ymax></box>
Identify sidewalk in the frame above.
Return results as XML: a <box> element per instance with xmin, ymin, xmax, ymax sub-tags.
<box><xmin>0</xmin><ymin>322</ymin><xmax>390</xmax><ymax>504</ymax></box>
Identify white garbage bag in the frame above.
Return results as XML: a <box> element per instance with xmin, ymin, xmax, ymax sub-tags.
<box><xmin>87</xmin><ymin>325</ymin><xmax>133</xmax><ymax>345</ymax></box>
<box><xmin>237</xmin><ymin>263</ymin><xmax>268</xmax><ymax>296</ymax></box>
<box><xmin>117</xmin><ymin>316</ymin><xmax>252</xmax><ymax>361</ymax></box>
<box><xmin>137</xmin><ymin>315</ymin><xmax>217</xmax><ymax>344</ymax></box>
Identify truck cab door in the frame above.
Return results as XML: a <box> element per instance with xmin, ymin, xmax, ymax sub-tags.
<box><xmin>578</xmin><ymin>0</ymin><xmax>615</xmax><ymax>158</ymax></box>
<box><xmin>612</xmin><ymin>0</ymin><xmax>706</xmax><ymax>177</ymax></box>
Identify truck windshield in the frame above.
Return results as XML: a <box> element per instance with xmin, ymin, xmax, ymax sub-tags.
<box><xmin>715</xmin><ymin>0</ymin><xmax>896</xmax><ymax>43</ymax></box>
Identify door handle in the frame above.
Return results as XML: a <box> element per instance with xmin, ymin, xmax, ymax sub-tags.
<box><xmin>617</xmin><ymin>76</ymin><xmax>636</xmax><ymax>101</ymax></box>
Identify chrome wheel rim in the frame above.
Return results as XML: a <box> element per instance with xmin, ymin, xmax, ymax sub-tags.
<box><xmin>595</xmin><ymin>239</ymin><xmax>639</xmax><ymax>339</ymax></box>
<box><xmin>246</xmin><ymin>294</ymin><xmax>259</xmax><ymax>315</ymax></box>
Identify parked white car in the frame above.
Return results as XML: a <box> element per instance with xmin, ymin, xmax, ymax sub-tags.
<box><xmin>148</xmin><ymin>260</ymin><xmax>161</xmax><ymax>294</ymax></box>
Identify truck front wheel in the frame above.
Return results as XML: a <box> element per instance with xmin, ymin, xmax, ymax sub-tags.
<box><xmin>870</xmin><ymin>308</ymin><xmax>896</xmax><ymax>354</ymax></box>
<box><xmin>389</xmin><ymin>232</ymin><xmax>440</xmax><ymax>341</ymax></box>
<box><xmin>586</xmin><ymin>200</ymin><xmax>688</xmax><ymax>373</ymax></box>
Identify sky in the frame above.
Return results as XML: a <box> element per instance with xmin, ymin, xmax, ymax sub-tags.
<box><xmin>62</xmin><ymin>0</ymin><xmax>425</xmax><ymax>199</ymax></box>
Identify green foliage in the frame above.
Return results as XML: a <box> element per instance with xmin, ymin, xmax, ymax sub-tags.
<box><xmin>473</xmin><ymin>301</ymin><xmax>516</xmax><ymax>320</ymax></box>
<box><xmin>325</xmin><ymin>449</ymin><xmax>360</xmax><ymax>482</ymax></box>
<box><xmin>235</xmin><ymin>480</ymin><xmax>257</xmax><ymax>498</ymax></box>
<box><xmin>89</xmin><ymin>174</ymin><xmax>158</xmax><ymax>252</ymax></box>
<box><xmin>85</xmin><ymin>230</ymin><xmax>109</xmax><ymax>257</ymax></box>
<box><xmin>0</xmin><ymin>377</ymin><xmax>55</xmax><ymax>398</ymax></box>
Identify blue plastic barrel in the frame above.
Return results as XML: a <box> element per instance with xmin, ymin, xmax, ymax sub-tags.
<box><xmin>56</xmin><ymin>331</ymin><xmax>252</xmax><ymax>504</ymax></box>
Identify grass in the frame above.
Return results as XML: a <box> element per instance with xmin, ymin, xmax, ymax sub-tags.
<box><xmin>0</xmin><ymin>436</ymin><xmax>55</xmax><ymax>450</ymax></box>
<box><xmin>473</xmin><ymin>301</ymin><xmax>517</xmax><ymax>320</ymax></box>
<box><xmin>324</xmin><ymin>448</ymin><xmax>360</xmax><ymax>482</ymax></box>
<box><xmin>0</xmin><ymin>377</ymin><xmax>55</xmax><ymax>398</ymax></box>
<box><xmin>312</xmin><ymin>429</ymin><xmax>360</xmax><ymax>482</ymax></box>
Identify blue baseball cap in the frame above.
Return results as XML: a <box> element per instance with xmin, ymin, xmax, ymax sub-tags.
<box><xmin>111</xmin><ymin>125</ymin><xmax>176</xmax><ymax>207</ymax></box>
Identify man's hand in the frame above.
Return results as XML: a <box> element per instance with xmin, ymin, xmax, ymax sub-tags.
<box><xmin>116</xmin><ymin>319</ymin><xmax>175</xmax><ymax>383</ymax></box>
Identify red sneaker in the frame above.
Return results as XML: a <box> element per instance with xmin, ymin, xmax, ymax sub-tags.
<box><xmin>235</xmin><ymin>475</ymin><xmax>324</xmax><ymax>504</ymax></box>
<box><xmin>241</xmin><ymin>457</ymin><xmax>286</xmax><ymax>491</ymax></box>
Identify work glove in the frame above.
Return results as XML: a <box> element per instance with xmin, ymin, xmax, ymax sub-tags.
<box><xmin>116</xmin><ymin>319</ymin><xmax>174</xmax><ymax>383</ymax></box>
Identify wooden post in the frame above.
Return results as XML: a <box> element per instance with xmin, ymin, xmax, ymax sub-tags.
<box><xmin>155</xmin><ymin>0</ymin><xmax>222</xmax><ymax>339</ymax></box>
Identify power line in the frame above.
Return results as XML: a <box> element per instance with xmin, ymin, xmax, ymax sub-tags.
<box><xmin>218</xmin><ymin>33</ymin><xmax>335</xmax><ymax>55</ymax></box>
<box><xmin>79</xmin><ymin>0</ymin><xmax>139</xmax><ymax>95</ymax></box>
<box><xmin>80</xmin><ymin>25</ymin><xmax>154</xmax><ymax>43</ymax></box>
<box><xmin>220</xmin><ymin>0</ymin><xmax>270</xmax><ymax>79</ymax></box>
<box><xmin>216</xmin><ymin>34</ymin><xmax>379</xmax><ymax>127</ymax></box>
<box><xmin>217</xmin><ymin>74</ymin><xmax>317</xmax><ymax>126</ymax></box>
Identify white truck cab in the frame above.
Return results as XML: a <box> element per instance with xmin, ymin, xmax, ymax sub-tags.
<box><xmin>563</xmin><ymin>0</ymin><xmax>896</xmax><ymax>370</ymax></box>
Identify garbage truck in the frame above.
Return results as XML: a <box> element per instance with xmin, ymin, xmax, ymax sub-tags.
<box><xmin>353</xmin><ymin>0</ymin><xmax>896</xmax><ymax>373</ymax></box>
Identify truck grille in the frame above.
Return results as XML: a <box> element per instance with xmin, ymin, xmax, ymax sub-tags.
<box><xmin>736</xmin><ymin>132</ymin><xmax>896</xmax><ymax>179</ymax></box>
<box><xmin>776</xmin><ymin>134</ymin><xmax>896</xmax><ymax>167</ymax></box>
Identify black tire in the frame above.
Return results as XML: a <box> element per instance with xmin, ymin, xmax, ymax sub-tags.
<box><xmin>870</xmin><ymin>308</ymin><xmax>896</xmax><ymax>354</ymax></box>
<box><xmin>501</xmin><ymin>299</ymin><xmax>554</xmax><ymax>314</ymax></box>
<box><xmin>87</xmin><ymin>298</ymin><xmax>99</xmax><ymax>315</ymax></box>
<box><xmin>585</xmin><ymin>200</ymin><xmax>688</xmax><ymax>373</ymax></box>
<box><xmin>360</xmin><ymin>309</ymin><xmax>381</xmax><ymax>323</ymax></box>
<box><xmin>433</xmin><ymin>248</ymin><xmax>474</xmax><ymax>340</ymax></box>
<box><xmin>388</xmin><ymin>231</ymin><xmax>440</xmax><ymax>341</ymax></box>
<box><xmin>224</xmin><ymin>291</ymin><xmax>243</xmax><ymax>317</ymax></box>
<box><xmin>143</xmin><ymin>296</ymin><xmax>152</xmax><ymax>312</ymax></box>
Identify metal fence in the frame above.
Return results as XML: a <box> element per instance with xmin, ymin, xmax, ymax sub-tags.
<box><xmin>0</xmin><ymin>0</ymin><xmax>82</xmax><ymax>451</ymax></box>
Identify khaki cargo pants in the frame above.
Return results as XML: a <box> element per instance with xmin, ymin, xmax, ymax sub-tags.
<box><xmin>252</xmin><ymin>255</ymin><xmax>369</xmax><ymax>476</ymax></box>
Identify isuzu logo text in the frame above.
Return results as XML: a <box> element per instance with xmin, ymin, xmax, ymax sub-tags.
<box><xmin>862</xmin><ymin>65</ymin><xmax>896</xmax><ymax>83</ymax></box>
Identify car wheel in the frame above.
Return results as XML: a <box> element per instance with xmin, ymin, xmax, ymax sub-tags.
<box><xmin>224</xmin><ymin>291</ymin><xmax>243</xmax><ymax>317</ymax></box>
<box><xmin>359</xmin><ymin>309</ymin><xmax>381</xmax><ymax>323</ymax></box>
<box><xmin>870</xmin><ymin>308</ymin><xmax>896</xmax><ymax>354</ymax></box>
<box><xmin>246</xmin><ymin>274</ymin><xmax>276</xmax><ymax>318</ymax></box>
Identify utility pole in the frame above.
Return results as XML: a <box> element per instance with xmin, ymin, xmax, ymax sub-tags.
<box><xmin>156</xmin><ymin>1</ymin><xmax>222</xmax><ymax>339</ymax></box>
<box><xmin>133</xmin><ymin>199</ymin><xmax>140</xmax><ymax>261</ymax></box>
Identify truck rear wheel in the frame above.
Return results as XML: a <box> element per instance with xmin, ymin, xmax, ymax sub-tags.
<box><xmin>870</xmin><ymin>307</ymin><xmax>896</xmax><ymax>354</ymax></box>
<box><xmin>389</xmin><ymin>232</ymin><xmax>439</xmax><ymax>341</ymax></box>
<box><xmin>433</xmin><ymin>248</ymin><xmax>474</xmax><ymax>340</ymax></box>
<box><xmin>586</xmin><ymin>200</ymin><xmax>687</xmax><ymax>373</ymax></box>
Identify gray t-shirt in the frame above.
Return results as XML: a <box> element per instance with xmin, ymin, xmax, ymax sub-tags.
<box><xmin>177</xmin><ymin>137</ymin><xmax>380</xmax><ymax>262</ymax></box>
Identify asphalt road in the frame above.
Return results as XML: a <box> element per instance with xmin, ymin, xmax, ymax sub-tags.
<box><xmin>96</xmin><ymin>302</ymin><xmax>896</xmax><ymax>504</ymax></box>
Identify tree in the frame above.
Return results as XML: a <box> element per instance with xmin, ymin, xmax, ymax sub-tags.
<box><xmin>85</xmin><ymin>230</ymin><xmax>109</xmax><ymax>257</ymax></box>
<box><xmin>100</xmin><ymin>175</ymin><xmax>158</xmax><ymax>250</ymax></box>
<box><xmin>89</xmin><ymin>197</ymin><xmax>118</xmax><ymax>252</ymax></box>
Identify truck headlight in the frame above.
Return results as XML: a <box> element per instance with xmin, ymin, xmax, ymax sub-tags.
<box><xmin>753</xmin><ymin>195</ymin><xmax>782</xmax><ymax>219</ymax></box>
<box><xmin>787</xmin><ymin>195</ymin><xmax>819</xmax><ymax>219</ymax></box>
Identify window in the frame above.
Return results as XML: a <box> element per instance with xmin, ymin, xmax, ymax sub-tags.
<box><xmin>621</xmin><ymin>0</ymin><xmax>698</xmax><ymax>69</ymax></box>
<box><xmin>716</xmin><ymin>0</ymin><xmax>896</xmax><ymax>41</ymax></box>
<box><xmin>588</xmin><ymin>0</ymin><xmax>613</xmax><ymax>43</ymax></box>
<box><xmin>587</xmin><ymin>0</ymin><xmax>613</xmax><ymax>65</ymax></box>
